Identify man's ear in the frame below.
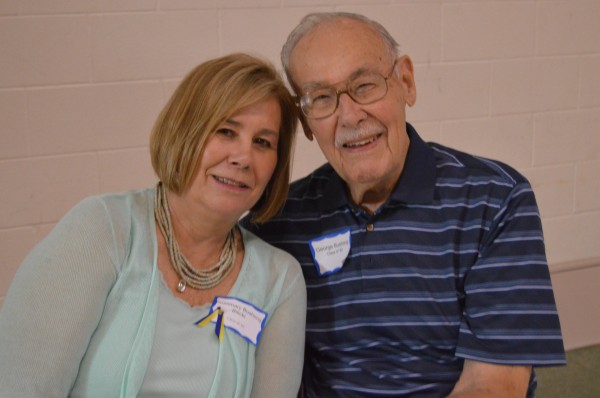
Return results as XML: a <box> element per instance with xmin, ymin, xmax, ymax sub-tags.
<box><xmin>300</xmin><ymin>116</ymin><xmax>314</xmax><ymax>141</ymax></box>
<box><xmin>397</xmin><ymin>55</ymin><xmax>417</xmax><ymax>107</ymax></box>
<box><xmin>293</xmin><ymin>89</ymin><xmax>314</xmax><ymax>141</ymax></box>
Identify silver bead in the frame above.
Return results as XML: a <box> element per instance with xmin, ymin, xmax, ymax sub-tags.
<box><xmin>177</xmin><ymin>280</ymin><xmax>186</xmax><ymax>293</ymax></box>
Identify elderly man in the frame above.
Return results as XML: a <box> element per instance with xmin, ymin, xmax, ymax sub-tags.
<box><xmin>242</xmin><ymin>12</ymin><xmax>565</xmax><ymax>397</ymax></box>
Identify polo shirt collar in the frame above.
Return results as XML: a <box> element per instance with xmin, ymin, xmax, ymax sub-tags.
<box><xmin>321</xmin><ymin>123</ymin><xmax>436</xmax><ymax>211</ymax></box>
<box><xmin>389</xmin><ymin>123</ymin><xmax>436</xmax><ymax>205</ymax></box>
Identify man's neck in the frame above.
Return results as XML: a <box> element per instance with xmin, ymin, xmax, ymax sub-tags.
<box><xmin>347</xmin><ymin>177</ymin><xmax>398</xmax><ymax>215</ymax></box>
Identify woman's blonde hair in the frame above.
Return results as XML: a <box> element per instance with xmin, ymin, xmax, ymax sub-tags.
<box><xmin>150</xmin><ymin>53</ymin><xmax>297</xmax><ymax>223</ymax></box>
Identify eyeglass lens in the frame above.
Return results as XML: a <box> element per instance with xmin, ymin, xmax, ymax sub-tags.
<box><xmin>300</xmin><ymin>69</ymin><xmax>391</xmax><ymax>119</ymax></box>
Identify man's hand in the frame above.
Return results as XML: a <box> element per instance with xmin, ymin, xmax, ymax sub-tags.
<box><xmin>447</xmin><ymin>359</ymin><xmax>531</xmax><ymax>398</ymax></box>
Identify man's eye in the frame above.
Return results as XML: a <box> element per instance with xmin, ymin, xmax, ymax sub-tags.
<box><xmin>353</xmin><ymin>81</ymin><xmax>377</xmax><ymax>94</ymax></box>
<box><xmin>310</xmin><ymin>92</ymin><xmax>335</xmax><ymax>106</ymax></box>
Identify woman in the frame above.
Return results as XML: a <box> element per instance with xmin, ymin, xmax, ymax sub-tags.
<box><xmin>0</xmin><ymin>53</ymin><xmax>306</xmax><ymax>398</ymax></box>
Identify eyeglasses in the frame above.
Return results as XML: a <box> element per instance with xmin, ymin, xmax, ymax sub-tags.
<box><xmin>297</xmin><ymin>61</ymin><xmax>397</xmax><ymax>119</ymax></box>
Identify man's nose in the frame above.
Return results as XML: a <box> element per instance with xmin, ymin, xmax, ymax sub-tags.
<box><xmin>336</xmin><ymin>91</ymin><xmax>366</xmax><ymax>127</ymax></box>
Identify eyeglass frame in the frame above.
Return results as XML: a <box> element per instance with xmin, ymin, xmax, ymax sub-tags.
<box><xmin>295</xmin><ymin>60</ymin><xmax>398</xmax><ymax>120</ymax></box>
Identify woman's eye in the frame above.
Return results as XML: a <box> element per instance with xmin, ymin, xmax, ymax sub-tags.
<box><xmin>254</xmin><ymin>138</ymin><xmax>273</xmax><ymax>148</ymax></box>
<box><xmin>216</xmin><ymin>128</ymin><xmax>234</xmax><ymax>137</ymax></box>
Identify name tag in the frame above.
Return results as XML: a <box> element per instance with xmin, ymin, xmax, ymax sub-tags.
<box><xmin>309</xmin><ymin>229</ymin><xmax>351</xmax><ymax>276</ymax></box>
<box><xmin>209</xmin><ymin>296</ymin><xmax>268</xmax><ymax>346</ymax></box>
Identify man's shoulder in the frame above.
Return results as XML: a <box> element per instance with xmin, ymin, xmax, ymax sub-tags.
<box><xmin>277</xmin><ymin>163</ymin><xmax>342</xmax><ymax>216</ymax></box>
<box><xmin>288</xmin><ymin>162</ymin><xmax>336</xmax><ymax>199</ymax></box>
<box><xmin>428</xmin><ymin>142</ymin><xmax>529</xmax><ymax>188</ymax></box>
<box><xmin>240</xmin><ymin>164</ymin><xmax>335</xmax><ymax>234</ymax></box>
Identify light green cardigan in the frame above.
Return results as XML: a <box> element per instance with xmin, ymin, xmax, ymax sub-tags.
<box><xmin>0</xmin><ymin>189</ymin><xmax>306</xmax><ymax>398</ymax></box>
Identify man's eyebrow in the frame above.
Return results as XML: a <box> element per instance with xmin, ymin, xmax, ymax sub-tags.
<box><xmin>347</xmin><ymin>66</ymin><xmax>371</xmax><ymax>80</ymax></box>
<box><xmin>300</xmin><ymin>66</ymin><xmax>373</xmax><ymax>92</ymax></box>
<box><xmin>300</xmin><ymin>81</ymin><xmax>329</xmax><ymax>92</ymax></box>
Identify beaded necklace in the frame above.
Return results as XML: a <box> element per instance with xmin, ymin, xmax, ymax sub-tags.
<box><xmin>154</xmin><ymin>182</ymin><xmax>237</xmax><ymax>292</ymax></box>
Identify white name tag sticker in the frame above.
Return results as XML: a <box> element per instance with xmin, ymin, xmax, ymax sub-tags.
<box><xmin>309</xmin><ymin>229</ymin><xmax>351</xmax><ymax>276</ymax></box>
<box><xmin>210</xmin><ymin>296</ymin><xmax>268</xmax><ymax>346</ymax></box>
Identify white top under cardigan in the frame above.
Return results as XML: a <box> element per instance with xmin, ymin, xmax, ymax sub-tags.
<box><xmin>0</xmin><ymin>188</ymin><xmax>306</xmax><ymax>398</ymax></box>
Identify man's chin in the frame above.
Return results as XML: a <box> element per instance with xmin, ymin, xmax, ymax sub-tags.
<box><xmin>342</xmin><ymin>166</ymin><xmax>386</xmax><ymax>186</ymax></box>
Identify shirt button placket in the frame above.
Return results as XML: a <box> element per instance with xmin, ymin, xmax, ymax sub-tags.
<box><xmin>362</xmin><ymin>221</ymin><xmax>376</xmax><ymax>291</ymax></box>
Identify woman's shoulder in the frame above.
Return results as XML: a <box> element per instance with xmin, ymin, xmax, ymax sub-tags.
<box><xmin>84</xmin><ymin>187</ymin><xmax>153</xmax><ymax>211</ymax></box>
<box><xmin>237</xmin><ymin>225</ymin><xmax>305</xmax><ymax>311</ymax></box>
<box><xmin>67</xmin><ymin>187</ymin><xmax>154</xmax><ymax>225</ymax></box>
<box><xmin>52</xmin><ymin>188</ymin><xmax>156</xmax><ymax>270</ymax></box>
<box><xmin>238</xmin><ymin>226</ymin><xmax>304</xmax><ymax>291</ymax></box>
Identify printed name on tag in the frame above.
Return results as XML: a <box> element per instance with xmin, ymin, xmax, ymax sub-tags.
<box><xmin>209</xmin><ymin>296</ymin><xmax>268</xmax><ymax>346</ymax></box>
<box><xmin>309</xmin><ymin>229</ymin><xmax>351</xmax><ymax>276</ymax></box>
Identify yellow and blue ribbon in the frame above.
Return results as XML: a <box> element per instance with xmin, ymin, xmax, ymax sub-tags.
<box><xmin>194</xmin><ymin>307</ymin><xmax>225</xmax><ymax>343</ymax></box>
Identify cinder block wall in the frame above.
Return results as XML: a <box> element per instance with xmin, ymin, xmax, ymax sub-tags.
<box><xmin>1</xmin><ymin>1</ymin><xmax>599</xmax><ymax>350</ymax></box>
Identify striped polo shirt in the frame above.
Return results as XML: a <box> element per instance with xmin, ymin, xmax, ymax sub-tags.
<box><xmin>242</xmin><ymin>123</ymin><xmax>565</xmax><ymax>397</ymax></box>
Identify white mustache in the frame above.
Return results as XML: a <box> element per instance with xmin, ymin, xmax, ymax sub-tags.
<box><xmin>335</xmin><ymin>119</ymin><xmax>386</xmax><ymax>148</ymax></box>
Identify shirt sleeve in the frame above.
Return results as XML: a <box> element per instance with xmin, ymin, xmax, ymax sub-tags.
<box><xmin>455</xmin><ymin>182</ymin><xmax>566</xmax><ymax>366</ymax></box>
<box><xmin>0</xmin><ymin>197</ymin><xmax>121</xmax><ymax>397</ymax></box>
<box><xmin>250</xmin><ymin>258</ymin><xmax>307</xmax><ymax>398</ymax></box>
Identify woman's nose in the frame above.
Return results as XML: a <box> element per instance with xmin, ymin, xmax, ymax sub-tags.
<box><xmin>228</xmin><ymin>142</ymin><xmax>251</xmax><ymax>169</ymax></box>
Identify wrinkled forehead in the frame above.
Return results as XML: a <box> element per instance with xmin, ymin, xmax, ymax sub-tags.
<box><xmin>289</xmin><ymin>19</ymin><xmax>390</xmax><ymax>91</ymax></box>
